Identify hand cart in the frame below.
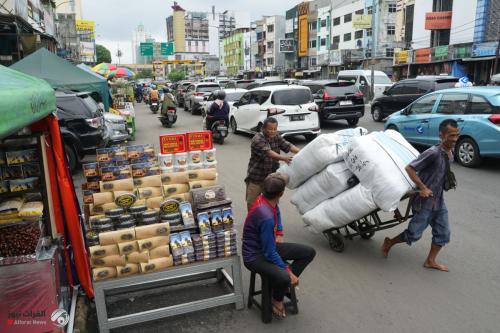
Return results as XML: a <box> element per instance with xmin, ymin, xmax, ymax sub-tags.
<box><xmin>322</xmin><ymin>194</ymin><xmax>415</xmax><ymax>252</ymax></box>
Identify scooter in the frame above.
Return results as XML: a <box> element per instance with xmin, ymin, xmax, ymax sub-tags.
<box><xmin>159</xmin><ymin>106</ymin><xmax>177</xmax><ymax>128</ymax></box>
<box><xmin>205</xmin><ymin>116</ymin><xmax>228</xmax><ymax>145</ymax></box>
<box><xmin>135</xmin><ymin>94</ymin><xmax>142</xmax><ymax>103</ymax></box>
<box><xmin>150</xmin><ymin>99</ymin><xmax>159</xmax><ymax>114</ymax></box>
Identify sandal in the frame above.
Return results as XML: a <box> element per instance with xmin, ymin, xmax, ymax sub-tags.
<box><xmin>272</xmin><ymin>302</ymin><xmax>286</xmax><ymax>319</ymax></box>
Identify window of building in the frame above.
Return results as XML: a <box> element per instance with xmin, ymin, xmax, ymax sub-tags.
<box><xmin>387</xmin><ymin>25</ymin><xmax>395</xmax><ymax>35</ymax></box>
<box><xmin>311</xmin><ymin>57</ymin><xmax>317</xmax><ymax>66</ymax></box>
<box><xmin>321</xmin><ymin>19</ymin><xmax>327</xmax><ymax>28</ymax></box>
<box><xmin>267</xmin><ymin>57</ymin><xmax>274</xmax><ymax>65</ymax></box>
<box><xmin>386</xmin><ymin>48</ymin><xmax>394</xmax><ymax>57</ymax></box>
<box><xmin>367</xmin><ymin>6</ymin><xmax>373</xmax><ymax>14</ymax></box>
<box><xmin>195</xmin><ymin>41</ymin><xmax>198</xmax><ymax>46</ymax></box>
<box><xmin>355</xmin><ymin>9</ymin><xmax>364</xmax><ymax>15</ymax></box>
<box><xmin>343</xmin><ymin>33</ymin><xmax>352</xmax><ymax>41</ymax></box>
<box><xmin>267</xmin><ymin>41</ymin><xmax>274</xmax><ymax>50</ymax></box>
<box><xmin>388</xmin><ymin>3</ymin><xmax>397</xmax><ymax>13</ymax></box>
<box><xmin>320</xmin><ymin>38</ymin><xmax>326</xmax><ymax>46</ymax></box>
<box><xmin>344</xmin><ymin>13</ymin><xmax>352</xmax><ymax>23</ymax></box>
<box><xmin>355</xmin><ymin>30</ymin><xmax>363</xmax><ymax>39</ymax></box>
<box><xmin>366</xmin><ymin>28</ymin><xmax>372</xmax><ymax>37</ymax></box>
<box><xmin>333</xmin><ymin>17</ymin><xmax>341</xmax><ymax>26</ymax></box>
<box><xmin>188</xmin><ymin>41</ymin><xmax>191</xmax><ymax>47</ymax></box>
<box><xmin>267</xmin><ymin>24</ymin><xmax>274</xmax><ymax>33</ymax></box>
<box><xmin>311</xmin><ymin>39</ymin><xmax>317</xmax><ymax>48</ymax></box>
<box><xmin>309</xmin><ymin>22</ymin><xmax>317</xmax><ymax>31</ymax></box>
<box><xmin>332</xmin><ymin>35</ymin><xmax>340</xmax><ymax>50</ymax></box>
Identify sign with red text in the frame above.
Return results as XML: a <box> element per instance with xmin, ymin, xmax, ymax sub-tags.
<box><xmin>159</xmin><ymin>134</ymin><xmax>187</xmax><ymax>154</ymax></box>
<box><xmin>186</xmin><ymin>131</ymin><xmax>213</xmax><ymax>151</ymax></box>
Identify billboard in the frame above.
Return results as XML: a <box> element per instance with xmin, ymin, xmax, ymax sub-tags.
<box><xmin>425</xmin><ymin>11</ymin><xmax>452</xmax><ymax>30</ymax></box>
<box><xmin>353</xmin><ymin>15</ymin><xmax>372</xmax><ymax>29</ymax></box>
<box><xmin>79</xmin><ymin>42</ymin><xmax>95</xmax><ymax>56</ymax></box>
<box><xmin>75</xmin><ymin>20</ymin><xmax>95</xmax><ymax>38</ymax></box>
<box><xmin>279</xmin><ymin>39</ymin><xmax>295</xmax><ymax>53</ymax></box>
<box><xmin>414</xmin><ymin>48</ymin><xmax>431</xmax><ymax>63</ymax></box>
<box><xmin>298</xmin><ymin>15</ymin><xmax>308</xmax><ymax>57</ymax></box>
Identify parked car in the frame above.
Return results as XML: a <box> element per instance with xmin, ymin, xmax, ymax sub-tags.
<box><xmin>55</xmin><ymin>90</ymin><xmax>107</xmax><ymax>172</ymax></box>
<box><xmin>229</xmin><ymin>85</ymin><xmax>320</xmax><ymax>140</ymax></box>
<box><xmin>103</xmin><ymin>113</ymin><xmax>129</xmax><ymax>145</ymax></box>
<box><xmin>202</xmin><ymin>88</ymin><xmax>248</xmax><ymax>117</ymax></box>
<box><xmin>245</xmin><ymin>79</ymin><xmax>288</xmax><ymax>90</ymax></box>
<box><xmin>384</xmin><ymin>87</ymin><xmax>500</xmax><ymax>167</ymax></box>
<box><xmin>371</xmin><ymin>76</ymin><xmax>459</xmax><ymax>121</ymax></box>
<box><xmin>225</xmin><ymin>79</ymin><xmax>255</xmax><ymax>89</ymax></box>
<box><xmin>337</xmin><ymin>69</ymin><xmax>393</xmax><ymax>101</ymax></box>
<box><xmin>174</xmin><ymin>80</ymin><xmax>192</xmax><ymax>107</ymax></box>
<box><xmin>184</xmin><ymin>83</ymin><xmax>221</xmax><ymax>115</ymax></box>
<box><xmin>300</xmin><ymin>80</ymin><xmax>365</xmax><ymax>126</ymax></box>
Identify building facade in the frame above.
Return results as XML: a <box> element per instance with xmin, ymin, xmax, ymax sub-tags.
<box><xmin>223</xmin><ymin>30</ymin><xmax>244</xmax><ymax>75</ymax></box>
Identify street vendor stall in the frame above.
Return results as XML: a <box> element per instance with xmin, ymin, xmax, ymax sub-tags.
<box><xmin>109</xmin><ymin>80</ymin><xmax>137</xmax><ymax>140</ymax></box>
<box><xmin>80</xmin><ymin>130</ymin><xmax>243</xmax><ymax>332</ymax></box>
<box><xmin>0</xmin><ymin>65</ymin><xmax>93</xmax><ymax>333</ymax></box>
<box><xmin>10</xmin><ymin>48</ymin><xmax>111</xmax><ymax>111</ymax></box>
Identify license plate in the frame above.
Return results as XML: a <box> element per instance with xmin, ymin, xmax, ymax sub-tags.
<box><xmin>217</xmin><ymin>126</ymin><xmax>228</xmax><ymax>131</ymax></box>
<box><xmin>339</xmin><ymin>100</ymin><xmax>352</xmax><ymax>106</ymax></box>
<box><xmin>290</xmin><ymin>115</ymin><xmax>305</xmax><ymax>121</ymax></box>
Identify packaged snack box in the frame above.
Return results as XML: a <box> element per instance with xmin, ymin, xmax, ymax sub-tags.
<box><xmin>126</xmin><ymin>144</ymin><xmax>155</xmax><ymax>160</ymax></box>
<box><xmin>169</xmin><ymin>233</ymin><xmax>183</xmax><ymax>257</ymax></box>
<box><xmin>158</xmin><ymin>153</ymin><xmax>174</xmax><ymax>168</ymax></box>
<box><xmin>203</xmin><ymin>149</ymin><xmax>216</xmax><ymax>163</ymax></box>
<box><xmin>100</xmin><ymin>165</ymin><xmax>132</xmax><ymax>181</ymax></box>
<box><xmin>179</xmin><ymin>201</ymin><xmax>195</xmax><ymax>227</ymax></box>
<box><xmin>197</xmin><ymin>212</ymin><xmax>212</xmax><ymax>235</ymax></box>
<box><xmin>6</xmin><ymin>149</ymin><xmax>38</xmax><ymax>165</ymax></box>
<box><xmin>132</xmin><ymin>162</ymin><xmax>160</xmax><ymax>178</ymax></box>
<box><xmin>83</xmin><ymin>163</ymin><xmax>99</xmax><ymax>177</ymax></box>
<box><xmin>210</xmin><ymin>209</ymin><xmax>223</xmax><ymax>233</ymax></box>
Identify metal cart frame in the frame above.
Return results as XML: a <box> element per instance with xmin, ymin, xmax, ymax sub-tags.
<box><xmin>322</xmin><ymin>196</ymin><xmax>415</xmax><ymax>252</ymax></box>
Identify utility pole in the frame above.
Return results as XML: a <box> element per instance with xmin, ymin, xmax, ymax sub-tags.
<box><xmin>370</xmin><ymin>0</ymin><xmax>378</xmax><ymax>102</ymax></box>
<box><xmin>493</xmin><ymin>15</ymin><xmax>500</xmax><ymax>76</ymax></box>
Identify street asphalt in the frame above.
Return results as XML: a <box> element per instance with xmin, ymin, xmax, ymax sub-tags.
<box><xmin>79</xmin><ymin>103</ymin><xmax>500</xmax><ymax>333</ymax></box>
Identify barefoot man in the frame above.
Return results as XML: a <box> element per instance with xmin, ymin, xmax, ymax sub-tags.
<box><xmin>382</xmin><ymin>119</ymin><xmax>460</xmax><ymax>272</ymax></box>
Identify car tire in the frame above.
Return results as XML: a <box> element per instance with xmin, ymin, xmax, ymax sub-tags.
<box><xmin>347</xmin><ymin>118</ymin><xmax>359</xmax><ymax>126</ymax></box>
<box><xmin>387</xmin><ymin>124</ymin><xmax>399</xmax><ymax>132</ymax></box>
<box><xmin>230</xmin><ymin>117</ymin><xmax>240</xmax><ymax>134</ymax></box>
<box><xmin>304</xmin><ymin>134</ymin><xmax>317</xmax><ymax>141</ymax></box>
<box><xmin>372</xmin><ymin>106</ymin><xmax>384</xmax><ymax>122</ymax></box>
<box><xmin>184</xmin><ymin>100</ymin><xmax>188</xmax><ymax>111</ymax></box>
<box><xmin>455</xmin><ymin>137</ymin><xmax>482</xmax><ymax>168</ymax></box>
<box><xmin>64</xmin><ymin>144</ymin><xmax>78</xmax><ymax>173</ymax></box>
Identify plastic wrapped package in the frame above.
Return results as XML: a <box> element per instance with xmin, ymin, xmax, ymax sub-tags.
<box><xmin>344</xmin><ymin>130</ymin><xmax>419</xmax><ymax>212</ymax></box>
<box><xmin>278</xmin><ymin>127</ymin><xmax>368</xmax><ymax>189</ymax></box>
<box><xmin>291</xmin><ymin>162</ymin><xmax>354</xmax><ymax>214</ymax></box>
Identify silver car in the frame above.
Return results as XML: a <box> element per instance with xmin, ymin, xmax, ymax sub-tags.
<box><xmin>183</xmin><ymin>83</ymin><xmax>220</xmax><ymax>115</ymax></box>
<box><xmin>104</xmin><ymin>113</ymin><xmax>129</xmax><ymax>145</ymax></box>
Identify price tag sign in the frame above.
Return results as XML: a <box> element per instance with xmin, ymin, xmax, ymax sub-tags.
<box><xmin>159</xmin><ymin>134</ymin><xmax>187</xmax><ymax>154</ymax></box>
<box><xmin>186</xmin><ymin>131</ymin><xmax>213</xmax><ymax>151</ymax></box>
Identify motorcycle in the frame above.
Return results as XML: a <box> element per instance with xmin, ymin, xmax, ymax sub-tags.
<box><xmin>205</xmin><ymin>116</ymin><xmax>228</xmax><ymax>145</ymax></box>
<box><xmin>150</xmin><ymin>99</ymin><xmax>159</xmax><ymax>114</ymax></box>
<box><xmin>135</xmin><ymin>94</ymin><xmax>142</xmax><ymax>103</ymax></box>
<box><xmin>159</xmin><ymin>106</ymin><xmax>177</xmax><ymax>128</ymax></box>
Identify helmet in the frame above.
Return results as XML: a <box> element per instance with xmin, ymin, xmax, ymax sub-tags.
<box><xmin>151</xmin><ymin>84</ymin><xmax>156</xmax><ymax>89</ymax></box>
<box><xmin>163</xmin><ymin>87</ymin><xmax>170</xmax><ymax>93</ymax></box>
<box><xmin>215</xmin><ymin>90</ymin><xmax>226</xmax><ymax>100</ymax></box>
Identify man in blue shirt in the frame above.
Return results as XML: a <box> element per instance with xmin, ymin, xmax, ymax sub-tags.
<box><xmin>242</xmin><ymin>173</ymin><xmax>316</xmax><ymax>319</ymax></box>
<box><xmin>382</xmin><ymin>119</ymin><xmax>460</xmax><ymax>272</ymax></box>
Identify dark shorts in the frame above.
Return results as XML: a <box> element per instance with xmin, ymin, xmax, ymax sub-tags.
<box><xmin>400</xmin><ymin>207</ymin><xmax>450</xmax><ymax>247</ymax></box>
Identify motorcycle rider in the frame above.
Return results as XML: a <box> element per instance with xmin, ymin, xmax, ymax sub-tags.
<box><xmin>161</xmin><ymin>87</ymin><xmax>177</xmax><ymax>114</ymax></box>
<box><xmin>134</xmin><ymin>84</ymin><xmax>143</xmax><ymax>101</ymax></box>
<box><xmin>150</xmin><ymin>84</ymin><xmax>159</xmax><ymax>104</ymax></box>
<box><xmin>206</xmin><ymin>90</ymin><xmax>230</xmax><ymax>130</ymax></box>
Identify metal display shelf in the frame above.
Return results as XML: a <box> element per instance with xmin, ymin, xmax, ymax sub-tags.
<box><xmin>93</xmin><ymin>255</ymin><xmax>245</xmax><ymax>333</ymax></box>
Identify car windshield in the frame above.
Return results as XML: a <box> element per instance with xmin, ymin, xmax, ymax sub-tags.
<box><xmin>325</xmin><ymin>83</ymin><xmax>358</xmax><ymax>95</ymax></box>
<box><xmin>226</xmin><ymin>92</ymin><xmax>246</xmax><ymax>101</ymax></box>
<box><xmin>374</xmin><ymin>76</ymin><xmax>392</xmax><ymax>84</ymax></box>
<box><xmin>236</xmin><ymin>81</ymin><xmax>254</xmax><ymax>89</ymax></box>
<box><xmin>262</xmin><ymin>81</ymin><xmax>287</xmax><ymax>86</ymax></box>
<box><xmin>271</xmin><ymin>89</ymin><xmax>312</xmax><ymax>105</ymax></box>
<box><xmin>197</xmin><ymin>85</ymin><xmax>220</xmax><ymax>92</ymax></box>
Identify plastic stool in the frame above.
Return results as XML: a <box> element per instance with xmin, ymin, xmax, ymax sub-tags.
<box><xmin>247</xmin><ymin>271</ymin><xmax>299</xmax><ymax>323</ymax></box>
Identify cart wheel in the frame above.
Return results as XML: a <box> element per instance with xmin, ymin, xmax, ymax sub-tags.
<box><xmin>359</xmin><ymin>221</ymin><xmax>375</xmax><ymax>240</ymax></box>
<box><xmin>326</xmin><ymin>232</ymin><xmax>345</xmax><ymax>252</ymax></box>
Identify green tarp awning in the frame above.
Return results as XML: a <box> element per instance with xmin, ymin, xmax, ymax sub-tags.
<box><xmin>10</xmin><ymin>48</ymin><xmax>110</xmax><ymax>110</ymax></box>
<box><xmin>0</xmin><ymin>65</ymin><xmax>56</xmax><ymax>140</ymax></box>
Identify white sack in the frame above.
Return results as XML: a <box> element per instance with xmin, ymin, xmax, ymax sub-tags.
<box><xmin>278</xmin><ymin>127</ymin><xmax>367</xmax><ymax>189</ymax></box>
<box><xmin>344</xmin><ymin>129</ymin><xmax>419</xmax><ymax>212</ymax></box>
<box><xmin>302</xmin><ymin>184</ymin><xmax>376</xmax><ymax>233</ymax></box>
<box><xmin>291</xmin><ymin>161</ymin><xmax>354</xmax><ymax>215</ymax></box>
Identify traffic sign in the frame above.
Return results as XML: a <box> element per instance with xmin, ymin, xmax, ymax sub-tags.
<box><xmin>161</xmin><ymin>42</ymin><xmax>174</xmax><ymax>56</ymax></box>
<box><xmin>140</xmin><ymin>43</ymin><xmax>153</xmax><ymax>56</ymax></box>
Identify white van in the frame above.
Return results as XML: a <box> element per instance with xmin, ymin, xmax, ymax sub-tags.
<box><xmin>337</xmin><ymin>70</ymin><xmax>393</xmax><ymax>100</ymax></box>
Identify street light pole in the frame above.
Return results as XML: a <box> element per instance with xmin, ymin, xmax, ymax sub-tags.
<box><xmin>370</xmin><ymin>0</ymin><xmax>378</xmax><ymax>102</ymax></box>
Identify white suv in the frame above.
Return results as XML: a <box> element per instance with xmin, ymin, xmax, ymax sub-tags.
<box><xmin>229</xmin><ymin>85</ymin><xmax>321</xmax><ymax>140</ymax></box>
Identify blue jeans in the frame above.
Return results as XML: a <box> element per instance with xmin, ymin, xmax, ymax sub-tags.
<box><xmin>400</xmin><ymin>207</ymin><xmax>450</xmax><ymax>247</ymax></box>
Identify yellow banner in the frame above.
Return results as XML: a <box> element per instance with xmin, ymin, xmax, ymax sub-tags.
<box><xmin>298</xmin><ymin>15</ymin><xmax>308</xmax><ymax>57</ymax></box>
<box><xmin>75</xmin><ymin>20</ymin><xmax>95</xmax><ymax>31</ymax></box>
<box><xmin>352</xmin><ymin>15</ymin><xmax>372</xmax><ymax>29</ymax></box>
<box><xmin>394</xmin><ymin>50</ymin><xmax>409</xmax><ymax>64</ymax></box>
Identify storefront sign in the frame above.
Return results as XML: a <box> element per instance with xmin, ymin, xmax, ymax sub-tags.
<box><xmin>75</xmin><ymin>20</ymin><xmax>95</xmax><ymax>32</ymax></box>
<box><xmin>186</xmin><ymin>131</ymin><xmax>213</xmax><ymax>151</ymax></box>
<box><xmin>433</xmin><ymin>45</ymin><xmax>449</xmax><ymax>60</ymax></box>
<box><xmin>159</xmin><ymin>134</ymin><xmax>187</xmax><ymax>154</ymax></box>
<box><xmin>343</xmin><ymin>49</ymin><xmax>364</xmax><ymax>62</ymax></box>
<box><xmin>329</xmin><ymin>50</ymin><xmax>342</xmax><ymax>66</ymax></box>
<box><xmin>394</xmin><ymin>50</ymin><xmax>409</xmax><ymax>64</ymax></box>
<box><xmin>453</xmin><ymin>44</ymin><xmax>471</xmax><ymax>59</ymax></box>
<box><xmin>298</xmin><ymin>15</ymin><xmax>308</xmax><ymax>57</ymax></box>
<box><xmin>415</xmin><ymin>48</ymin><xmax>431</xmax><ymax>63</ymax></box>
<box><xmin>353</xmin><ymin>15</ymin><xmax>372</xmax><ymax>29</ymax></box>
<box><xmin>425</xmin><ymin>11</ymin><xmax>452</xmax><ymax>30</ymax></box>
<box><xmin>279</xmin><ymin>39</ymin><xmax>295</xmax><ymax>53</ymax></box>
<box><xmin>298</xmin><ymin>2</ymin><xmax>309</xmax><ymax>16</ymax></box>
<box><xmin>472</xmin><ymin>41</ymin><xmax>498</xmax><ymax>57</ymax></box>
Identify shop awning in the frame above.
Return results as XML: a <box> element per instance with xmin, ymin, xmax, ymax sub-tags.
<box><xmin>11</xmin><ymin>48</ymin><xmax>110</xmax><ymax>110</ymax></box>
<box><xmin>0</xmin><ymin>65</ymin><xmax>56</xmax><ymax>140</ymax></box>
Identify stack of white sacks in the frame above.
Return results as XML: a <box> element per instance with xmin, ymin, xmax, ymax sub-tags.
<box><xmin>278</xmin><ymin>128</ymin><xmax>420</xmax><ymax>233</ymax></box>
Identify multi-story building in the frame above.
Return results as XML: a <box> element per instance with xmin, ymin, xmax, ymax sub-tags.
<box><xmin>284</xmin><ymin>5</ymin><xmax>299</xmax><ymax>73</ymax></box>
<box><xmin>55</xmin><ymin>0</ymin><xmax>83</xmax><ymax>20</ymax></box>
<box><xmin>307</xmin><ymin>8</ymin><xmax>318</xmax><ymax>72</ymax></box>
<box><xmin>394</xmin><ymin>0</ymin><xmax>415</xmax><ymax>49</ymax></box>
<box><xmin>223</xmin><ymin>29</ymin><xmax>245</xmax><ymax>76</ymax></box>
<box><xmin>243</xmin><ymin>29</ymin><xmax>257</xmax><ymax>72</ymax></box>
<box><xmin>263</xmin><ymin>15</ymin><xmax>286</xmax><ymax>75</ymax></box>
<box><xmin>0</xmin><ymin>0</ymin><xmax>58</xmax><ymax>65</ymax></box>
<box><xmin>316</xmin><ymin>5</ymin><xmax>331</xmax><ymax>77</ymax></box>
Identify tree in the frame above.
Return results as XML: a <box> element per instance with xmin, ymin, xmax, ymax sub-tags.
<box><xmin>96</xmin><ymin>44</ymin><xmax>112</xmax><ymax>63</ymax></box>
<box><xmin>168</xmin><ymin>68</ymin><xmax>186</xmax><ymax>82</ymax></box>
<box><xmin>136</xmin><ymin>69</ymin><xmax>153</xmax><ymax>79</ymax></box>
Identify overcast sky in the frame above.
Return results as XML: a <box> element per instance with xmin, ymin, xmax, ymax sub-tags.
<box><xmin>82</xmin><ymin>0</ymin><xmax>285</xmax><ymax>64</ymax></box>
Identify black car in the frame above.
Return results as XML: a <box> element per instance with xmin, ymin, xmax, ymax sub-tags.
<box><xmin>370</xmin><ymin>76</ymin><xmax>459</xmax><ymax>122</ymax></box>
<box><xmin>301</xmin><ymin>80</ymin><xmax>365</xmax><ymax>126</ymax></box>
<box><xmin>55</xmin><ymin>91</ymin><xmax>107</xmax><ymax>172</ymax></box>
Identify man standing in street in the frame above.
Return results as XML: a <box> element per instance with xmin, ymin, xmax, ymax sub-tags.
<box><xmin>382</xmin><ymin>119</ymin><xmax>459</xmax><ymax>272</ymax></box>
<box><xmin>245</xmin><ymin>117</ymin><xmax>300</xmax><ymax>210</ymax></box>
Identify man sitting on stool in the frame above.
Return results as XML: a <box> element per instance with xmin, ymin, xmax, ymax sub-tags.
<box><xmin>242</xmin><ymin>173</ymin><xmax>316</xmax><ymax>319</ymax></box>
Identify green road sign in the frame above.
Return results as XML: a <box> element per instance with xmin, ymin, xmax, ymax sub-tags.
<box><xmin>140</xmin><ymin>43</ymin><xmax>153</xmax><ymax>56</ymax></box>
<box><xmin>161</xmin><ymin>42</ymin><xmax>174</xmax><ymax>56</ymax></box>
